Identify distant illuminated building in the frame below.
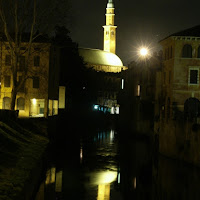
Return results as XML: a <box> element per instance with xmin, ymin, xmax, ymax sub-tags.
<box><xmin>0</xmin><ymin>37</ymin><xmax>60</xmax><ymax>117</ymax></box>
<box><xmin>79</xmin><ymin>48</ymin><xmax>126</xmax><ymax>73</ymax></box>
<box><xmin>78</xmin><ymin>0</ymin><xmax>127</xmax><ymax>113</ymax></box>
<box><xmin>103</xmin><ymin>0</ymin><xmax>117</xmax><ymax>54</ymax></box>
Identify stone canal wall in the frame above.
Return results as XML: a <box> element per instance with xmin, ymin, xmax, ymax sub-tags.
<box><xmin>159</xmin><ymin>120</ymin><xmax>200</xmax><ymax>166</ymax></box>
<box><xmin>0</xmin><ymin>117</ymin><xmax>49</xmax><ymax>200</ymax></box>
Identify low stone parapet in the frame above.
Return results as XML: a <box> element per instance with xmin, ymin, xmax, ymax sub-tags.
<box><xmin>0</xmin><ymin>109</ymin><xmax>19</xmax><ymax>121</ymax></box>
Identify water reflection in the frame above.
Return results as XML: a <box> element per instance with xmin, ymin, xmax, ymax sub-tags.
<box><xmin>55</xmin><ymin>170</ymin><xmax>63</xmax><ymax>193</ymax></box>
<box><xmin>45</xmin><ymin>167</ymin><xmax>56</xmax><ymax>185</ymax></box>
<box><xmin>35</xmin><ymin>167</ymin><xmax>63</xmax><ymax>200</ymax></box>
<box><xmin>81</xmin><ymin>130</ymin><xmax>120</xmax><ymax>200</ymax></box>
<box><xmin>97</xmin><ymin>184</ymin><xmax>110</xmax><ymax>200</ymax></box>
<box><xmin>35</xmin><ymin>128</ymin><xmax>200</xmax><ymax>200</ymax></box>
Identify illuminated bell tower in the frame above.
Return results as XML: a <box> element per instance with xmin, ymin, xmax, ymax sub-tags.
<box><xmin>103</xmin><ymin>0</ymin><xmax>117</xmax><ymax>54</ymax></box>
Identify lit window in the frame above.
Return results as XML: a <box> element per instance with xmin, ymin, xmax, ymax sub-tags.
<box><xmin>94</xmin><ymin>105</ymin><xmax>99</xmax><ymax>110</ymax></box>
<box><xmin>121</xmin><ymin>79</ymin><xmax>124</xmax><ymax>89</ymax></box>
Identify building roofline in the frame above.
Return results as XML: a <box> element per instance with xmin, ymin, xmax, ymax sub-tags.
<box><xmin>159</xmin><ymin>24</ymin><xmax>200</xmax><ymax>43</ymax></box>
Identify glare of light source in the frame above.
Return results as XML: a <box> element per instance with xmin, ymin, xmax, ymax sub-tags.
<box><xmin>95</xmin><ymin>171</ymin><xmax>117</xmax><ymax>184</ymax></box>
<box><xmin>94</xmin><ymin>105</ymin><xmax>99</xmax><ymax>110</ymax></box>
<box><xmin>32</xmin><ymin>98</ymin><xmax>37</xmax><ymax>105</ymax></box>
<box><xmin>140</xmin><ymin>47</ymin><xmax>148</xmax><ymax>56</ymax></box>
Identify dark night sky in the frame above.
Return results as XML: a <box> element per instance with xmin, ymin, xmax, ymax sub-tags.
<box><xmin>68</xmin><ymin>0</ymin><xmax>200</xmax><ymax>65</ymax></box>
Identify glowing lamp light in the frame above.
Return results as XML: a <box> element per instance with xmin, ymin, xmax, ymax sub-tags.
<box><xmin>94</xmin><ymin>105</ymin><xmax>99</xmax><ymax>110</ymax></box>
<box><xmin>32</xmin><ymin>98</ymin><xmax>37</xmax><ymax>105</ymax></box>
<box><xmin>98</xmin><ymin>171</ymin><xmax>117</xmax><ymax>184</ymax></box>
<box><xmin>140</xmin><ymin>48</ymin><xmax>148</xmax><ymax>56</ymax></box>
<box><xmin>91</xmin><ymin>171</ymin><xmax>117</xmax><ymax>185</ymax></box>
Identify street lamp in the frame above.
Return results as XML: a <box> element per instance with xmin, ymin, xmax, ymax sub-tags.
<box><xmin>139</xmin><ymin>47</ymin><xmax>149</xmax><ymax>58</ymax></box>
<box><xmin>140</xmin><ymin>48</ymin><xmax>148</xmax><ymax>56</ymax></box>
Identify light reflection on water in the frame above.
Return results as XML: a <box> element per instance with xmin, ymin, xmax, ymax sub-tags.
<box><xmin>81</xmin><ymin>130</ymin><xmax>121</xmax><ymax>200</ymax></box>
<box><xmin>35</xmin><ymin>128</ymin><xmax>200</xmax><ymax>200</ymax></box>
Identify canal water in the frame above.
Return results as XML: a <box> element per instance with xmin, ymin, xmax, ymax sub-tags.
<box><xmin>35</xmin><ymin>129</ymin><xmax>200</xmax><ymax>200</ymax></box>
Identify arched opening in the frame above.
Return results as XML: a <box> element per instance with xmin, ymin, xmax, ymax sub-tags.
<box><xmin>3</xmin><ymin>97</ymin><xmax>11</xmax><ymax>109</ymax></box>
<box><xmin>17</xmin><ymin>97</ymin><xmax>25</xmax><ymax>110</ymax></box>
<box><xmin>182</xmin><ymin>44</ymin><xmax>192</xmax><ymax>58</ymax></box>
<box><xmin>184</xmin><ymin>97</ymin><xmax>200</xmax><ymax>120</ymax></box>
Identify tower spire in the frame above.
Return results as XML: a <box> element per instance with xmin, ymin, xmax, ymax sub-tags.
<box><xmin>103</xmin><ymin>0</ymin><xmax>117</xmax><ymax>54</ymax></box>
<box><xmin>107</xmin><ymin>0</ymin><xmax>114</xmax><ymax>8</ymax></box>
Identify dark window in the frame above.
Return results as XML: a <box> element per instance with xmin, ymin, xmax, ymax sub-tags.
<box><xmin>5</xmin><ymin>55</ymin><xmax>11</xmax><ymax>66</ymax></box>
<box><xmin>198</xmin><ymin>46</ymin><xmax>200</xmax><ymax>58</ymax></box>
<box><xmin>163</xmin><ymin>72</ymin><xmax>166</xmax><ymax>84</ymax></box>
<box><xmin>18</xmin><ymin>76</ymin><xmax>25</xmax><ymax>92</ymax></box>
<box><xmin>170</xmin><ymin>46</ymin><xmax>173</xmax><ymax>58</ymax></box>
<box><xmin>20</xmin><ymin>47</ymin><xmax>26</xmax><ymax>50</ymax></box>
<box><xmin>32</xmin><ymin>77</ymin><xmax>39</xmax><ymax>88</ymax></box>
<box><xmin>17</xmin><ymin>97</ymin><xmax>25</xmax><ymax>110</ymax></box>
<box><xmin>190</xmin><ymin>70</ymin><xmax>198</xmax><ymax>84</ymax></box>
<box><xmin>167</xmin><ymin>98</ymin><xmax>170</xmax><ymax>120</ymax></box>
<box><xmin>34</xmin><ymin>56</ymin><xmax>40</xmax><ymax>67</ymax></box>
<box><xmin>34</xmin><ymin>47</ymin><xmax>41</xmax><ymax>51</ymax></box>
<box><xmin>167</xmin><ymin>47</ymin><xmax>170</xmax><ymax>59</ymax></box>
<box><xmin>182</xmin><ymin>44</ymin><xmax>192</xmax><ymax>58</ymax></box>
<box><xmin>4</xmin><ymin>76</ymin><xmax>11</xmax><ymax>87</ymax></box>
<box><xmin>19</xmin><ymin>56</ymin><xmax>25</xmax><ymax>70</ymax></box>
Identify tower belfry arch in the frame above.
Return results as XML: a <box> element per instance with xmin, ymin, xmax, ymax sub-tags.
<box><xmin>103</xmin><ymin>0</ymin><xmax>117</xmax><ymax>54</ymax></box>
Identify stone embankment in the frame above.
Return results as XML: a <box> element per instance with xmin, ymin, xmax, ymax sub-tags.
<box><xmin>0</xmin><ymin>111</ymin><xmax>49</xmax><ymax>200</ymax></box>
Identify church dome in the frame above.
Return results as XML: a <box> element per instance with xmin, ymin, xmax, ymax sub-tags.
<box><xmin>78</xmin><ymin>48</ymin><xmax>123</xmax><ymax>67</ymax></box>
